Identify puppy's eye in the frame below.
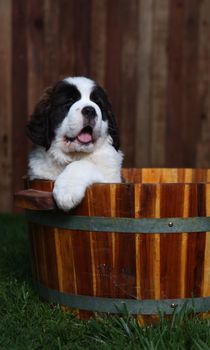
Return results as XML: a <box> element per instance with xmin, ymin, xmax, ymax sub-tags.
<box><xmin>62</xmin><ymin>98</ymin><xmax>75</xmax><ymax>108</ymax></box>
<box><xmin>68</xmin><ymin>98</ymin><xmax>75</xmax><ymax>104</ymax></box>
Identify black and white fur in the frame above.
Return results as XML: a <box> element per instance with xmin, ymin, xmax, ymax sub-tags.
<box><xmin>27</xmin><ymin>77</ymin><xmax>123</xmax><ymax>211</ymax></box>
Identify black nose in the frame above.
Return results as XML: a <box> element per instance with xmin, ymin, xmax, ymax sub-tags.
<box><xmin>82</xmin><ymin>106</ymin><xmax>96</xmax><ymax>118</ymax></box>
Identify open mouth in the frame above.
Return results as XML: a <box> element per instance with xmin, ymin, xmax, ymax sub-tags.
<box><xmin>64</xmin><ymin>126</ymin><xmax>94</xmax><ymax>145</ymax></box>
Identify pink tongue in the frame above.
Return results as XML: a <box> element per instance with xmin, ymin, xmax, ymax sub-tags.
<box><xmin>77</xmin><ymin>132</ymin><xmax>93</xmax><ymax>144</ymax></box>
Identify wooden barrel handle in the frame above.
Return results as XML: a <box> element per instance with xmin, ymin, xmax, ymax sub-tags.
<box><xmin>14</xmin><ymin>189</ymin><xmax>56</xmax><ymax>210</ymax></box>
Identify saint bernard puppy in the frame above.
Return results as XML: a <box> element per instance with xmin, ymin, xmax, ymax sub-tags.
<box><xmin>27</xmin><ymin>77</ymin><xmax>123</xmax><ymax>211</ymax></box>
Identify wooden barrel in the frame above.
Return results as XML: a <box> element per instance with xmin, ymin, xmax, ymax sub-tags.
<box><xmin>15</xmin><ymin>168</ymin><xmax>210</xmax><ymax>322</ymax></box>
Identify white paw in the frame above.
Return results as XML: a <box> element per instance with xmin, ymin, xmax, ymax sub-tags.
<box><xmin>53</xmin><ymin>183</ymin><xmax>86</xmax><ymax>211</ymax></box>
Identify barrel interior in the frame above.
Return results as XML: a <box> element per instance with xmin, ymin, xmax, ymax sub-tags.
<box><xmin>24</xmin><ymin>168</ymin><xmax>210</xmax><ymax>322</ymax></box>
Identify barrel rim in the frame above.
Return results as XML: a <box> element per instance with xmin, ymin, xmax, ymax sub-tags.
<box><xmin>23</xmin><ymin>167</ymin><xmax>210</xmax><ymax>186</ymax></box>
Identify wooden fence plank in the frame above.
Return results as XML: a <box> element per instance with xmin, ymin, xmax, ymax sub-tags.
<box><xmin>43</xmin><ymin>0</ymin><xmax>60</xmax><ymax>86</ymax></box>
<box><xmin>135</xmin><ymin>0</ymin><xmax>153</xmax><ymax>167</ymax></box>
<box><xmin>27</xmin><ymin>0</ymin><xmax>45</xmax><ymax>116</ymax></box>
<box><xmin>12</xmin><ymin>0</ymin><xmax>28</xmax><ymax>204</ymax></box>
<box><xmin>181</xmin><ymin>0</ymin><xmax>200</xmax><ymax>167</ymax></box>
<box><xmin>166</xmin><ymin>0</ymin><xmax>200</xmax><ymax>167</ymax></box>
<box><xmin>90</xmin><ymin>0</ymin><xmax>107</xmax><ymax>86</ymax></box>
<box><xmin>0</xmin><ymin>0</ymin><xmax>12</xmax><ymax>211</ymax></box>
<box><xmin>166</xmin><ymin>0</ymin><xmax>185</xmax><ymax>166</ymax></box>
<box><xmin>105</xmin><ymin>0</ymin><xmax>123</xmax><ymax>141</ymax></box>
<box><xmin>150</xmin><ymin>0</ymin><xmax>169</xmax><ymax>166</ymax></box>
<box><xmin>120</xmin><ymin>0</ymin><xmax>138</xmax><ymax>166</ymax></box>
<box><xmin>58</xmin><ymin>0</ymin><xmax>75</xmax><ymax>78</ymax></box>
<box><xmin>196</xmin><ymin>0</ymin><xmax>210</xmax><ymax>166</ymax></box>
<box><xmin>73</xmin><ymin>0</ymin><xmax>91</xmax><ymax>76</ymax></box>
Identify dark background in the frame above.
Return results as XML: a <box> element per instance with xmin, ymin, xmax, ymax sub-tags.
<box><xmin>1</xmin><ymin>0</ymin><xmax>210</xmax><ymax>212</ymax></box>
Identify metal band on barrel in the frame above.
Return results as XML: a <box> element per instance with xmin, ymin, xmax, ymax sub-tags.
<box><xmin>26</xmin><ymin>210</ymin><xmax>210</xmax><ymax>233</ymax></box>
<box><xmin>35</xmin><ymin>282</ymin><xmax>210</xmax><ymax>315</ymax></box>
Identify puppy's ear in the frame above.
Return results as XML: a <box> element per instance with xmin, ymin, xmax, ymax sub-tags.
<box><xmin>107</xmin><ymin>106</ymin><xmax>120</xmax><ymax>151</ymax></box>
<box><xmin>26</xmin><ymin>87</ymin><xmax>53</xmax><ymax>150</ymax></box>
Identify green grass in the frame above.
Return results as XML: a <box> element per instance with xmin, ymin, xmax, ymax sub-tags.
<box><xmin>1</xmin><ymin>214</ymin><xmax>210</xmax><ymax>349</ymax></box>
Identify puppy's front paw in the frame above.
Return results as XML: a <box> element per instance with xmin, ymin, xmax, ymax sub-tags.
<box><xmin>53</xmin><ymin>183</ymin><xmax>86</xmax><ymax>211</ymax></box>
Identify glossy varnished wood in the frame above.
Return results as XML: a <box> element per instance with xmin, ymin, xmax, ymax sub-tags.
<box><xmin>14</xmin><ymin>189</ymin><xmax>55</xmax><ymax>210</ymax></box>
<box><xmin>15</xmin><ymin>168</ymin><xmax>210</xmax><ymax>322</ymax></box>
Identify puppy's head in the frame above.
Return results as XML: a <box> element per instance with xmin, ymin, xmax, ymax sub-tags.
<box><xmin>26</xmin><ymin>77</ymin><xmax>120</xmax><ymax>154</ymax></box>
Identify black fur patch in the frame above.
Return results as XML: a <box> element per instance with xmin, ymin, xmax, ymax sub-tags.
<box><xmin>90</xmin><ymin>85</ymin><xmax>120</xmax><ymax>151</ymax></box>
<box><xmin>26</xmin><ymin>81</ymin><xmax>81</xmax><ymax>150</ymax></box>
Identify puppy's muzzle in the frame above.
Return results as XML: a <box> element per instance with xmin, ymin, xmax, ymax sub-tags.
<box><xmin>82</xmin><ymin>106</ymin><xmax>97</xmax><ymax>127</ymax></box>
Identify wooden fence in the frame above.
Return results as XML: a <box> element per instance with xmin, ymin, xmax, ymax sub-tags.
<box><xmin>1</xmin><ymin>0</ymin><xmax>210</xmax><ymax>212</ymax></box>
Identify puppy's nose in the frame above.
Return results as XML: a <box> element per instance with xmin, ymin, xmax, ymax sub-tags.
<box><xmin>82</xmin><ymin>106</ymin><xmax>96</xmax><ymax>118</ymax></box>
